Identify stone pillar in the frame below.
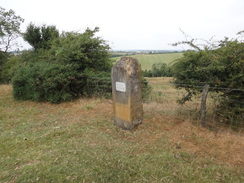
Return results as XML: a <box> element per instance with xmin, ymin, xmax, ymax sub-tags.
<box><xmin>111</xmin><ymin>57</ymin><xmax>143</xmax><ymax>130</ymax></box>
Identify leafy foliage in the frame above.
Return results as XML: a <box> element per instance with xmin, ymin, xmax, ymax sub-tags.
<box><xmin>12</xmin><ymin>27</ymin><xmax>115</xmax><ymax>103</ymax></box>
<box><xmin>82</xmin><ymin>71</ymin><xmax>112</xmax><ymax>98</ymax></box>
<box><xmin>0</xmin><ymin>51</ymin><xmax>8</xmax><ymax>83</ymax></box>
<box><xmin>12</xmin><ymin>62</ymin><xmax>85</xmax><ymax>103</ymax></box>
<box><xmin>141</xmin><ymin>77</ymin><xmax>152</xmax><ymax>100</ymax></box>
<box><xmin>143</xmin><ymin>63</ymin><xmax>172</xmax><ymax>77</ymax></box>
<box><xmin>0</xmin><ymin>7</ymin><xmax>24</xmax><ymax>52</ymax></box>
<box><xmin>1</xmin><ymin>55</ymin><xmax>24</xmax><ymax>83</ymax></box>
<box><xmin>12</xmin><ymin>62</ymin><xmax>151</xmax><ymax>103</ymax></box>
<box><xmin>49</xmin><ymin>27</ymin><xmax>112</xmax><ymax>72</ymax></box>
<box><xmin>23</xmin><ymin>23</ymin><xmax>59</xmax><ymax>50</ymax></box>
<box><xmin>172</xmin><ymin>35</ymin><xmax>244</xmax><ymax>126</ymax></box>
<box><xmin>0</xmin><ymin>7</ymin><xmax>24</xmax><ymax>83</ymax></box>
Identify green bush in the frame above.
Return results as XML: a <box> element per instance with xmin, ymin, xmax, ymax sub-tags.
<box><xmin>49</xmin><ymin>28</ymin><xmax>112</xmax><ymax>72</ymax></box>
<box><xmin>142</xmin><ymin>77</ymin><xmax>152</xmax><ymax>100</ymax></box>
<box><xmin>11</xmin><ymin>26</ymin><xmax>151</xmax><ymax>103</ymax></box>
<box><xmin>11</xmin><ymin>27</ymin><xmax>114</xmax><ymax>103</ymax></box>
<box><xmin>0</xmin><ymin>51</ymin><xmax>9</xmax><ymax>83</ymax></box>
<box><xmin>143</xmin><ymin>63</ymin><xmax>172</xmax><ymax>77</ymax></box>
<box><xmin>12</xmin><ymin>62</ymin><xmax>85</xmax><ymax>103</ymax></box>
<box><xmin>172</xmin><ymin>39</ymin><xmax>244</xmax><ymax>127</ymax></box>
<box><xmin>1</xmin><ymin>55</ymin><xmax>25</xmax><ymax>83</ymax></box>
<box><xmin>12</xmin><ymin>64</ymin><xmax>113</xmax><ymax>103</ymax></box>
<box><xmin>83</xmin><ymin>71</ymin><xmax>112</xmax><ymax>98</ymax></box>
<box><xmin>12</xmin><ymin>63</ymin><xmax>151</xmax><ymax>103</ymax></box>
<box><xmin>81</xmin><ymin>70</ymin><xmax>151</xmax><ymax>100</ymax></box>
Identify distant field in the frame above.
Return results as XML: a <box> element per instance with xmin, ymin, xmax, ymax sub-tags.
<box><xmin>112</xmin><ymin>53</ymin><xmax>183</xmax><ymax>70</ymax></box>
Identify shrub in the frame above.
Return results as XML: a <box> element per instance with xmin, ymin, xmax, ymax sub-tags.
<box><xmin>12</xmin><ymin>64</ymin><xmax>151</xmax><ymax>103</ymax></box>
<box><xmin>12</xmin><ymin>26</ymin><xmax>114</xmax><ymax>103</ymax></box>
<box><xmin>1</xmin><ymin>55</ymin><xmax>24</xmax><ymax>83</ymax></box>
<box><xmin>172</xmin><ymin>39</ymin><xmax>244</xmax><ymax>127</ymax></box>
<box><xmin>12</xmin><ymin>62</ymin><xmax>85</xmax><ymax>103</ymax></box>
<box><xmin>12</xmin><ymin>26</ymin><xmax>152</xmax><ymax>103</ymax></box>
<box><xmin>142</xmin><ymin>77</ymin><xmax>152</xmax><ymax>100</ymax></box>
<box><xmin>49</xmin><ymin>27</ymin><xmax>112</xmax><ymax>72</ymax></box>
<box><xmin>81</xmin><ymin>70</ymin><xmax>151</xmax><ymax>100</ymax></box>
<box><xmin>82</xmin><ymin>71</ymin><xmax>112</xmax><ymax>98</ymax></box>
<box><xmin>143</xmin><ymin>63</ymin><xmax>172</xmax><ymax>77</ymax></box>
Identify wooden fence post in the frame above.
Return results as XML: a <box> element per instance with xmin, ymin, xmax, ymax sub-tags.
<box><xmin>200</xmin><ymin>85</ymin><xmax>210</xmax><ymax>127</ymax></box>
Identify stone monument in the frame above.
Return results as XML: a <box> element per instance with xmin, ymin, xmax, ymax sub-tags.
<box><xmin>111</xmin><ymin>57</ymin><xmax>143</xmax><ymax>130</ymax></box>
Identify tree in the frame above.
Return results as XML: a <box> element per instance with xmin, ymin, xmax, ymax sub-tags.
<box><xmin>143</xmin><ymin>63</ymin><xmax>172</xmax><ymax>77</ymax></box>
<box><xmin>0</xmin><ymin>7</ymin><xmax>24</xmax><ymax>52</ymax></box>
<box><xmin>0</xmin><ymin>7</ymin><xmax>24</xmax><ymax>83</ymax></box>
<box><xmin>49</xmin><ymin>27</ymin><xmax>112</xmax><ymax>72</ymax></box>
<box><xmin>23</xmin><ymin>23</ymin><xmax>59</xmax><ymax>50</ymax></box>
<box><xmin>152</xmin><ymin>63</ymin><xmax>172</xmax><ymax>77</ymax></box>
<box><xmin>172</xmin><ymin>33</ymin><xmax>244</xmax><ymax>126</ymax></box>
<box><xmin>12</xmin><ymin>27</ymin><xmax>113</xmax><ymax>103</ymax></box>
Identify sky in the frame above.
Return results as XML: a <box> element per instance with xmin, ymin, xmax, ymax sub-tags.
<box><xmin>1</xmin><ymin>0</ymin><xmax>244</xmax><ymax>50</ymax></box>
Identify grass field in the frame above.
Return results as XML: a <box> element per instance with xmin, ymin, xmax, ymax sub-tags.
<box><xmin>112</xmin><ymin>53</ymin><xmax>183</xmax><ymax>70</ymax></box>
<box><xmin>1</xmin><ymin>82</ymin><xmax>243</xmax><ymax>182</ymax></box>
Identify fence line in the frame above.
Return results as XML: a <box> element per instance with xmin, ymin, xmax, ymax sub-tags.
<box><xmin>145</xmin><ymin>81</ymin><xmax>244</xmax><ymax>133</ymax></box>
<box><xmin>174</xmin><ymin>84</ymin><xmax>244</xmax><ymax>92</ymax></box>
<box><xmin>86</xmin><ymin>77</ymin><xmax>243</xmax><ymax>132</ymax></box>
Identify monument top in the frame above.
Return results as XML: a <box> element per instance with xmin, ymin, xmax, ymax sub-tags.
<box><xmin>113</xmin><ymin>57</ymin><xmax>141</xmax><ymax>76</ymax></box>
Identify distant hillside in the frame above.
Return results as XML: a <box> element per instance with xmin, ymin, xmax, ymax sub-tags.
<box><xmin>112</xmin><ymin>52</ymin><xmax>183</xmax><ymax>70</ymax></box>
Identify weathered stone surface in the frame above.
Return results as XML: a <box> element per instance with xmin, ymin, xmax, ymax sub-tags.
<box><xmin>111</xmin><ymin>57</ymin><xmax>143</xmax><ymax>130</ymax></box>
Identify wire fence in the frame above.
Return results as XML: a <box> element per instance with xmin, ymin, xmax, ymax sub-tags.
<box><xmin>88</xmin><ymin>77</ymin><xmax>244</xmax><ymax>134</ymax></box>
<box><xmin>144</xmin><ymin>79</ymin><xmax>244</xmax><ymax>134</ymax></box>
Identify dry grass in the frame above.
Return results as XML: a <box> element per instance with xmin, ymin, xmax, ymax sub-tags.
<box><xmin>1</xmin><ymin>84</ymin><xmax>244</xmax><ymax>182</ymax></box>
<box><xmin>145</xmin><ymin>77</ymin><xmax>244</xmax><ymax>131</ymax></box>
<box><xmin>144</xmin><ymin>77</ymin><xmax>244</xmax><ymax>168</ymax></box>
<box><xmin>143</xmin><ymin>102</ymin><xmax>244</xmax><ymax>168</ymax></box>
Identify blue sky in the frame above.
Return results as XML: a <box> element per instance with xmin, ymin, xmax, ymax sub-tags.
<box><xmin>1</xmin><ymin>0</ymin><xmax>244</xmax><ymax>50</ymax></box>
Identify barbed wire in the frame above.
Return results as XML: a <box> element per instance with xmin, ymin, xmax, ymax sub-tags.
<box><xmin>84</xmin><ymin>76</ymin><xmax>244</xmax><ymax>92</ymax></box>
<box><xmin>170</xmin><ymin>83</ymin><xmax>244</xmax><ymax>92</ymax></box>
